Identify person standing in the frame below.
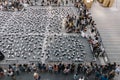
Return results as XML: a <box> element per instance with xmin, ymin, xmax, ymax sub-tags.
<box><xmin>33</xmin><ymin>72</ymin><xmax>41</xmax><ymax>80</ymax></box>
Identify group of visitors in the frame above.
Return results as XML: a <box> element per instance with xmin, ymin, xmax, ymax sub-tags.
<box><xmin>41</xmin><ymin>0</ymin><xmax>69</xmax><ymax>6</ymax></box>
<box><xmin>64</xmin><ymin>0</ymin><xmax>105</xmax><ymax>57</ymax></box>
<box><xmin>64</xmin><ymin>1</ymin><xmax>89</xmax><ymax>33</ymax></box>
<box><xmin>0</xmin><ymin>0</ymin><xmax>75</xmax><ymax>11</ymax></box>
<box><xmin>0</xmin><ymin>62</ymin><xmax>120</xmax><ymax>80</ymax></box>
<box><xmin>76</xmin><ymin>62</ymin><xmax>120</xmax><ymax>80</ymax></box>
<box><xmin>0</xmin><ymin>0</ymin><xmax>34</xmax><ymax>11</ymax></box>
<box><xmin>0</xmin><ymin>0</ymin><xmax>22</xmax><ymax>11</ymax></box>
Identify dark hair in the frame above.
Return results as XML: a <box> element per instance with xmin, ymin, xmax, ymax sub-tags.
<box><xmin>95</xmin><ymin>37</ymin><xmax>98</xmax><ymax>40</ymax></box>
<box><xmin>104</xmin><ymin>74</ymin><xmax>108</xmax><ymax>78</ymax></box>
<box><xmin>91</xmin><ymin>29</ymin><xmax>94</xmax><ymax>33</ymax></box>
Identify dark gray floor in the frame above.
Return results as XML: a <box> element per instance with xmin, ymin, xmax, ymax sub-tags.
<box><xmin>0</xmin><ymin>6</ymin><xmax>94</xmax><ymax>64</ymax></box>
<box><xmin>0</xmin><ymin>1</ymin><xmax>99</xmax><ymax>80</ymax></box>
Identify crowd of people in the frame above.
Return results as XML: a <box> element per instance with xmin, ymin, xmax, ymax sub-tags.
<box><xmin>0</xmin><ymin>62</ymin><xmax>120</xmax><ymax>80</ymax></box>
<box><xmin>0</xmin><ymin>0</ymin><xmax>75</xmax><ymax>12</ymax></box>
<box><xmin>64</xmin><ymin>0</ymin><xmax>105</xmax><ymax>58</ymax></box>
<box><xmin>40</xmin><ymin>0</ymin><xmax>69</xmax><ymax>6</ymax></box>
<box><xmin>0</xmin><ymin>0</ymin><xmax>22</xmax><ymax>11</ymax></box>
<box><xmin>0</xmin><ymin>0</ymin><xmax>35</xmax><ymax>11</ymax></box>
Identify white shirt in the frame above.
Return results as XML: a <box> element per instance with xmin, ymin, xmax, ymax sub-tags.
<box><xmin>92</xmin><ymin>39</ymin><xmax>98</xmax><ymax>45</ymax></box>
<box><xmin>81</xmin><ymin>30</ymin><xmax>88</xmax><ymax>38</ymax></box>
<box><xmin>0</xmin><ymin>5</ymin><xmax>3</xmax><ymax>10</ymax></box>
<box><xmin>79</xmin><ymin>77</ymin><xmax>84</xmax><ymax>80</ymax></box>
<box><xmin>115</xmin><ymin>66</ymin><xmax>120</xmax><ymax>73</ymax></box>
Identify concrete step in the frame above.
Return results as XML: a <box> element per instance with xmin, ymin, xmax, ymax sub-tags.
<box><xmin>103</xmin><ymin>42</ymin><xmax>120</xmax><ymax>45</ymax></box>
<box><xmin>91</xmin><ymin>2</ymin><xmax>120</xmax><ymax>64</ymax></box>
<box><xmin>105</xmin><ymin>50</ymin><xmax>120</xmax><ymax>54</ymax></box>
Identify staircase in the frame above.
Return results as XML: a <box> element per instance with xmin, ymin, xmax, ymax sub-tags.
<box><xmin>91</xmin><ymin>1</ymin><xmax>120</xmax><ymax>64</ymax></box>
<box><xmin>90</xmin><ymin>2</ymin><xmax>120</xmax><ymax>79</ymax></box>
